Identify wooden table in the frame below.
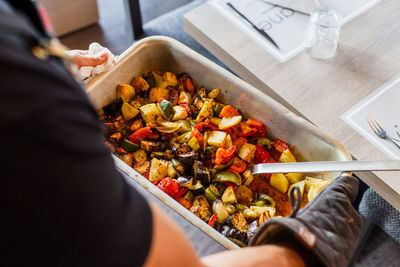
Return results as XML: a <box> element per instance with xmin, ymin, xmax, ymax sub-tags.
<box><xmin>184</xmin><ymin>0</ymin><xmax>400</xmax><ymax>210</ymax></box>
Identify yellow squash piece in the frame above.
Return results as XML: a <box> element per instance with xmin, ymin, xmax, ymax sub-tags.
<box><xmin>270</xmin><ymin>173</ymin><xmax>289</xmax><ymax>194</ymax></box>
<box><xmin>188</xmin><ymin>137</ymin><xmax>201</xmax><ymax>151</ymax></box>
<box><xmin>121</xmin><ymin>102</ymin><xmax>139</xmax><ymax>121</ymax></box>
<box><xmin>132</xmin><ymin>149</ymin><xmax>148</xmax><ymax>162</ymax></box>
<box><xmin>219</xmin><ymin>116</ymin><xmax>242</xmax><ymax>130</ymax></box>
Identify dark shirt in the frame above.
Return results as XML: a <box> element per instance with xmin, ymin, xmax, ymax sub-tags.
<box><xmin>0</xmin><ymin>2</ymin><xmax>152</xmax><ymax>266</ymax></box>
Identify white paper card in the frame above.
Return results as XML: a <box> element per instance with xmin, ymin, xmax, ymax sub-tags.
<box><xmin>210</xmin><ymin>0</ymin><xmax>382</xmax><ymax>62</ymax></box>
<box><xmin>342</xmin><ymin>75</ymin><xmax>400</xmax><ymax>159</ymax></box>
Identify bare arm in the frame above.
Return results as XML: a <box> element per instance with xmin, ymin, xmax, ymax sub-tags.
<box><xmin>143</xmin><ymin>204</ymin><xmax>305</xmax><ymax>267</ymax></box>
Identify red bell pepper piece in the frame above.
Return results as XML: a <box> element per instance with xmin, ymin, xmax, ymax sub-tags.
<box><xmin>157</xmin><ymin>177</ymin><xmax>187</xmax><ymax>199</ymax></box>
<box><xmin>208</xmin><ymin>213</ymin><xmax>217</xmax><ymax>227</ymax></box>
<box><xmin>179</xmin><ymin>74</ymin><xmax>195</xmax><ymax>92</ymax></box>
<box><xmin>229</xmin><ymin>159</ymin><xmax>247</xmax><ymax>173</ymax></box>
<box><xmin>190</xmin><ymin>128</ymin><xmax>204</xmax><ymax>143</ymax></box>
<box><xmin>239</xmin><ymin>122</ymin><xmax>258</xmax><ymax>137</ymax></box>
<box><xmin>233</xmin><ymin>137</ymin><xmax>247</xmax><ymax>151</ymax></box>
<box><xmin>255</xmin><ymin>144</ymin><xmax>270</xmax><ymax>164</ymax></box>
<box><xmin>195</xmin><ymin>122</ymin><xmax>219</xmax><ymax>132</ymax></box>
<box><xmin>272</xmin><ymin>139</ymin><xmax>289</xmax><ymax>153</ymax></box>
<box><xmin>247</xmin><ymin>119</ymin><xmax>266</xmax><ymax>138</ymax></box>
<box><xmin>215</xmin><ymin>146</ymin><xmax>236</xmax><ymax>165</ymax></box>
<box><xmin>129</xmin><ymin>127</ymin><xmax>159</xmax><ymax>144</ymax></box>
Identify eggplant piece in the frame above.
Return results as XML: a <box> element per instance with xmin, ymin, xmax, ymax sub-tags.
<box><xmin>210</xmin><ymin>183</ymin><xmax>227</xmax><ymax>196</ymax></box>
<box><xmin>176</xmin><ymin>151</ymin><xmax>198</xmax><ymax>170</ymax></box>
<box><xmin>177</xmin><ymin>177</ymin><xmax>204</xmax><ymax>195</ymax></box>
<box><xmin>103</xmin><ymin>98</ymin><xmax>123</xmax><ymax>116</ymax></box>
<box><xmin>190</xmin><ymin>195</ymin><xmax>212</xmax><ymax>222</ymax></box>
<box><xmin>230</xmin><ymin>212</ymin><xmax>248</xmax><ymax>232</ymax></box>
<box><xmin>220</xmin><ymin>225</ymin><xmax>248</xmax><ymax>246</ymax></box>
<box><xmin>193</xmin><ymin>161</ymin><xmax>211</xmax><ymax>185</ymax></box>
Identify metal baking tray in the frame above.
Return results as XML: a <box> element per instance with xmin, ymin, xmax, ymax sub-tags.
<box><xmin>86</xmin><ymin>36</ymin><xmax>352</xmax><ymax>250</ymax></box>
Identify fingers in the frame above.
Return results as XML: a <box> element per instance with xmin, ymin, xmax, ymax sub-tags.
<box><xmin>68</xmin><ymin>50</ymin><xmax>109</xmax><ymax>68</ymax></box>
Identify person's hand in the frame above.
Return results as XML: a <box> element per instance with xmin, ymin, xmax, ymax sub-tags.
<box><xmin>249</xmin><ymin>175</ymin><xmax>362</xmax><ymax>267</ymax></box>
<box><xmin>66</xmin><ymin>50</ymin><xmax>109</xmax><ymax>68</ymax></box>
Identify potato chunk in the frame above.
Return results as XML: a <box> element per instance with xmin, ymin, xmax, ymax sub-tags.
<box><xmin>279</xmin><ymin>148</ymin><xmax>296</xmax><ymax>163</ymax></box>
<box><xmin>149</xmin><ymin>87</ymin><xmax>169</xmax><ymax>103</ymax></box>
<box><xmin>238</xmin><ymin>143</ymin><xmax>256</xmax><ymax>163</ymax></box>
<box><xmin>270</xmin><ymin>173</ymin><xmax>289</xmax><ymax>194</ymax></box>
<box><xmin>207</xmin><ymin>131</ymin><xmax>227</xmax><ymax>147</ymax></box>
<box><xmin>149</xmin><ymin>158</ymin><xmax>168</xmax><ymax>183</ymax></box>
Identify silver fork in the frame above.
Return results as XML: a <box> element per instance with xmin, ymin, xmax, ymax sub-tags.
<box><xmin>366</xmin><ymin>116</ymin><xmax>400</xmax><ymax>149</ymax></box>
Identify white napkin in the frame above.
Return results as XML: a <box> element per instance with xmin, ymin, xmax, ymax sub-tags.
<box><xmin>261</xmin><ymin>0</ymin><xmax>319</xmax><ymax>14</ymax></box>
<box><xmin>65</xmin><ymin>42</ymin><xmax>115</xmax><ymax>83</ymax></box>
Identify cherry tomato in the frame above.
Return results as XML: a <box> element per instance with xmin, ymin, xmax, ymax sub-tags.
<box><xmin>157</xmin><ymin>177</ymin><xmax>187</xmax><ymax>199</ymax></box>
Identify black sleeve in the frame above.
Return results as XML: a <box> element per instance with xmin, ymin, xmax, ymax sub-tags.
<box><xmin>0</xmin><ymin>37</ymin><xmax>152</xmax><ymax>266</ymax></box>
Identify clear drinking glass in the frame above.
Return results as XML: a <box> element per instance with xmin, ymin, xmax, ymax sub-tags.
<box><xmin>305</xmin><ymin>6</ymin><xmax>342</xmax><ymax>59</ymax></box>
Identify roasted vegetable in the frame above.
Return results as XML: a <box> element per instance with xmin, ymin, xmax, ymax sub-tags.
<box><xmin>208</xmin><ymin>88</ymin><xmax>221</xmax><ymax>99</ymax></box>
<box><xmin>188</xmin><ymin>137</ymin><xmax>201</xmax><ymax>151</ymax></box>
<box><xmin>235</xmin><ymin>185</ymin><xmax>253</xmax><ymax>205</ymax></box>
<box><xmin>120</xmin><ymin>139</ymin><xmax>140</xmax><ymax>153</ymax></box>
<box><xmin>149</xmin><ymin>158</ymin><xmax>168</xmax><ymax>183</ymax></box>
<box><xmin>190</xmin><ymin>195</ymin><xmax>212</xmax><ymax>222</ymax></box>
<box><xmin>172</xmin><ymin>106</ymin><xmax>188</xmax><ymax>121</ymax></box>
<box><xmin>212</xmin><ymin>199</ymin><xmax>229</xmax><ymax>222</ymax></box>
<box><xmin>285</xmin><ymin>172</ymin><xmax>303</xmax><ymax>184</ymax></box>
<box><xmin>238</xmin><ymin>143</ymin><xmax>256</xmax><ymax>163</ymax></box>
<box><xmin>257</xmin><ymin>193</ymin><xmax>276</xmax><ymax>207</ymax></box>
<box><xmin>155</xmin><ymin>121</ymin><xmax>180</xmax><ymax>134</ymax></box>
<box><xmin>243</xmin><ymin>170</ymin><xmax>254</xmax><ymax>186</ymax></box>
<box><xmin>132</xmin><ymin>149</ymin><xmax>148</xmax><ymax>162</ymax></box>
<box><xmin>140</xmin><ymin>103</ymin><xmax>163</xmax><ymax>124</ymax></box>
<box><xmin>149</xmin><ymin>87</ymin><xmax>169</xmax><ymax>103</ymax></box>
<box><xmin>193</xmin><ymin>161</ymin><xmax>211</xmax><ymax>184</ymax></box>
<box><xmin>279</xmin><ymin>148</ymin><xmax>296</xmax><ymax>163</ymax></box>
<box><xmin>196</xmin><ymin>100</ymin><xmax>213</xmax><ymax>122</ymax></box>
<box><xmin>270</xmin><ymin>173</ymin><xmax>289</xmax><ymax>194</ymax></box>
<box><xmin>230</xmin><ymin>212</ymin><xmax>248</xmax><ymax>232</ymax></box>
<box><xmin>159</xmin><ymin>99</ymin><xmax>175</xmax><ymax>120</ymax></box>
<box><xmin>221</xmin><ymin>186</ymin><xmax>237</xmax><ymax>204</ymax></box>
<box><xmin>213</xmin><ymin>171</ymin><xmax>242</xmax><ymax>185</ymax></box>
<box><xmin>117</xmin><ymin>84</ymin><xmax>135</xmax><ymax>102</ymax></box>
<box><xmin>162</xmin><ymin>72</ymin><xmax>178</xmax><ymax>87</ymax></box>
<box><xmin>205</xmin><ymin>187</ymin><xmax>218</xmax><ymax>202</ymax></box>
<box><xmin>131</xmin><ymin>76</ymin><xmax>149</xmax><ymax>91</ymax></box>
<box><xmin>121</xmin><ymin>102</ymin><xmax>139</xmax><ymax>121</ymax></box>
<box><xmin>219</xmin><ymin>116</ymin><xmax>242</xmax><ymax>130</ymax></box>
<box><xmin>207</xmin><ymin>131</ymin><xmax>227</xmax><ymax>147</ymax></box>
